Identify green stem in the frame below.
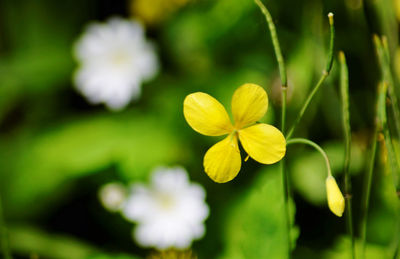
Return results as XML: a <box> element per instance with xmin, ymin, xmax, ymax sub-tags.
<box><xmin>375</xmin><ymin>36</ymin><xmax>400</xmax><ymax>258</ymax></box>
<box><xmin>360</xmin><ymin>83</ymin><xmax>384</xmax><ymax>259</ymax></box>
<box><xmin>360</xmin><ymin>130</ymin><xmax>378</xmax><ymax>259</ymax></box>
<box><xmin>279</xmin><ymin>160</ymin><xmax>291</xmax><ymax>257</ymax></box>
<box><xmin>286</xmin><ymin>138</ymin><xmax>332</xmax><ymax>177</ymax></box>
<box><xmin>377</xmin><ymin>83</ymin><xmax>400</xmax><ymax>259</ymax></box>
<box><xmin>326</xmin><ymin>13</ymin><xmax>335</xmax><ymax>73</ymax></box>
<box><xmin>338</xmin><ymin>51</ymin><xmax>355</xmax><ymax>259</ymax></box>
<box><xmin>286</xmin><ymin>13</ymin><xmax>335</xmax><ymax>140</ymax></box>
<box><xmin>281</xmin><ymin>79</ymin><xmax>291</xmax><ymax>257</ymax></box>
<box><xmin>254</xmin><ymin>0</ymin><xmax>287</xmax><ymax>87</ymax></box>
<box><xmin>373</xmin><ymin>35</ymin><xmax>400</xmax><ymax>141</ymax></box>
<box><xmin>282</xmin><ymin>87</ymin><xmax>287</xmax><ymax>133</ymax></box>
<box><xmin>254</xmin><ymin>1</ymin><xmax>290</xmax><ymax>257</ymax></box>
<box><xmin>0</xmin><ymin>195</ymin><xmax>12</xmax><ymax>259</ymax></box>
<box><xmin>382</xmin><ymin>107</ymin><xmax>400</xmax><ymax>191</ymax></box>
<box><xmin>286</xmin><ymin>73</ymin><xmax>327</xmax><ymax>140</ymax></box>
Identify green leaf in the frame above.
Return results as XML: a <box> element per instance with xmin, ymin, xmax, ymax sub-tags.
<box><xmin>9</xmin><ymin>225</ymin><xmax>100</xmax><ymax>259</ymax></box>
<box><xmin>8</xmin><ymin>224</ymin><xmax>142</xmax><ymax>259</ymax></box>
<box><xmin>219</xmin><ymin>165</ymin><xmax>298</xmax><ymax>259</ymax></box>
<box><xmin>1</xmin><ymin>112</ymin><xmax>187</xmax><ymax>217</ymax></box>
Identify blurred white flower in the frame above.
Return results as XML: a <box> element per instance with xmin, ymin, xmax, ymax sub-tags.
<box><xmin>98</xmin><ymin>182</ymin><xmax>126</xmax><ymax>212</ymax></box>
<box><xmin>122</xmin><ymin>166</ymin><xmax>209</xmax><ymax>249</ymax></box>
<box><xmin>73</xmin><ymin>17</ymin><xmax>159</xmax><ymax>110</ymax></box>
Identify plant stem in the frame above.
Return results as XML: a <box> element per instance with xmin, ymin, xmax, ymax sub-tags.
<box><xmin>286</xmin><ymin>138</ymin><xmax>332</xmax><ymax>177</ymax></box>
<box><xmin>374</xmin><ymin>37</ymin><xmax>400</xmax><ymax>256</ymax></box>
<box><xmin>254</xmin><ymin>1</ymin><xmax>291</xmax><ymax>257</ymax></box>
<box><xmin>376</xmin><ymin>82</ymin><xmax>400</xmax><ymax>258</ymax></box>
<box><xmin>286</xmin><ymin>13</ymin><xmax>335</xmax><ymax>140</ymax></box>
<box><xmin>373</xmin><ymin>35</ymin><xmax>400</xmax><ymax>141</ymax></box>
<box><xmin>338</xmin><ymin>51</ymin><xmax>355</xmax><ymax>259</ymax></box>
<box><xmin>359</xmin><ymin>130</ymin><xmax>378</xmax><ymax>259</ymax></box>
<box><xmin>360</xmin><ymin>83</ymin><xmax>385</xmax><ymax>259</ymax></box>
<box><xmin>282</xmin><ymin>86</ymin><xmax>287</xmax><ymax>133</ymax></box>
<box><xmin>380</xmin><ymin>93</ymin><xmax>400</xmax><ymax>191</ymax></box>
<box><xmin>0</xmin><ymin>195</ymin><xmax>12</xmax><ymax>259</ymax></box>
<box><xmin>281</xmin><ymin>81</ymin><xmax>291</xmax><ymax>257</ymax></box>
<box><xmin>254</xmin><ymin>0</ymin><xmax>287</xmax><ymax>87</ymax></box>
<box><xmin>279</xmin><ymin>159</ymin><xmax>291</xmax><ymax>257</ymax></box>
<box><xmin>380</xmin><ymin>37</ymin><xmax>400</xmax><ymax>192</ymax></box>
<box><xmin>286</xmin><ymin>73</ymin><xmax>326</xmax><ymax>140</ymax></box>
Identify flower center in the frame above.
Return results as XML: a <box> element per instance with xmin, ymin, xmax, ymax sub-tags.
<box><xmin>155</xmin><ymin>193</ymin><xmax>176</xmax><ymax>211</ymax></box>
<box><xmin>110</xmin><ymin>51</ymin><xmax>131</xmax><ymax>67</ymax></box>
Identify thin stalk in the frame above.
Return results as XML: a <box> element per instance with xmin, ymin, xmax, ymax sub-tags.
<box><xmin>254</xmin><ymin>1</ymin><xmax>291</xmax><ymax>257</ymax></box>
<box><xmin>286</xmin><ymin>138</ymin><xmax>332</xmax><ymax>177</ymax></box>
<box><xmin>360</xmin><ymin>83</ymin><xmax>385</xmax><ymax>259</ymax></box>
<box><xmin>254</xmin><ymin>0</ymin><xmax>287</xmax><ymax>87</ymax></box>
<box><xmin>286</xmin><ymin>13</ymin><xmax>335</xmax><ymax>140</ymax></box>
<box><xmin>381</xmin><ymin>99</ymin><xmax>400</xmax><ymax>190</ymax></box>
<box><xmin>377</xmin><ymin>82</ymin><xmax>400</xmax><ymax>258</ymax></box>
<box><xmin>282</xmin><ymin>87</ymin><xmax>287</xmax><ymax>133</ymax></box>
<box><xmin>380</xmin><ymin>38</ymin><xmax>400</xmax><ymax>192</ymax></box>
<box><xmin>373</xmin><ymin>35</ymin><xmax>400</xmax><ymax>140</ymax></box>
<box><xmin>279</xmin><ymin>160</ymin><xmax>291</xmax><ymax>256</ymax></box>
<box><xmin>338</xmin><ymin>51</ymin><xmax>355</xmax><ymax>259</ymax></box>
<box><xmin>360</xmin><ymin>130</ymin><xmax>378</xmax><ymax>259</ymax></box>
<box><xmin>281</xmin><ymin>83</ymin><xmax>291</xmax><ymax>255</ymax></box>
<box><xmin>376</xmin><ymin>36</ymin><xmax>400</xmax><ymax>259</ymax></box>
<box><xmin>0</xmin><ymin>195</ymin><xmax>12</xmax><ymax>259</ymax></box>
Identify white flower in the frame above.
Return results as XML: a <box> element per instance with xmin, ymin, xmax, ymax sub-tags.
<box><xmin>73</xmin><ymin>17</ymin><xmax>159</xmax><ymax>110</ymax></box>
<box><xmin>98</xmin><ymin>182</ymin><xmax>127</xmax><ymax>212</ymax></box>
<box><xmin>122</xmin><ymin>166</ymin><xmax>209</xmax><ymax>249</ymax></box>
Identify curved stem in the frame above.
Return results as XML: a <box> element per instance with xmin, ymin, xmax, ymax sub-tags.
<box><xmin>286</xmin><ymin>138</ymin><xmax>332</xmax><ymax>177</ymax></box>
<box><xmin>286</xmin><ymin>13</ymin><xmax>335</xmax><ymax>140</ymax></box>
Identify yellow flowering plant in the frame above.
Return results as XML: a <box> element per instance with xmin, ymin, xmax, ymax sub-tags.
<box><xmin>183</xmin><ymin>83</ymin><xmax>286</xmax><ymax>183</ymax></box>
<box><xmin>183</xmin><ymin>1</ymin><xmax>345</xmax><ymax>217</ymax></box>
<box><xmin>183</xmin><ymin>1</ymin><xmax>350</xmax><ymax>258</ymax></box>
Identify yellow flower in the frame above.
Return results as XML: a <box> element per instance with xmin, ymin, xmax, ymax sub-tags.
<box><xmin>325</xmin><ymin>175</ymin><xmax>345</xmax><ymax>217</ymax></box>
<box><xmin>183</xmin><ymin>83</ymin><xmax>286</xmax><ymax>183</ymax></box>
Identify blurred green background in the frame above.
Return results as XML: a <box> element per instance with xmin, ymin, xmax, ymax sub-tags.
<box><xmin>0</xmin><ymin>0</ymin><xmax>399</xmax><ymax>258</ymax></box>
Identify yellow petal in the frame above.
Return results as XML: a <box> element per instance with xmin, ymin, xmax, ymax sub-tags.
<box><xmin>326</xmin><ymin>176</ymin><xmax>345</xmax><ymax>217</ymax></box>
<box><xmin>204</xmin><ymin>135</ymin><xmax>241</xmax><ymax>183</ymax></box>
<box><xmin>184</xmin><ymin>92</ymin><xmax>233</xmax><ymax>136</ymax></box>
<box><xmin>231</xmin><ymin>83</ymin><xmax>268</xmax><ymax>128</ymax></box>
<box><xmin>238</xmin><ymin>123</ymin><xmax>286</xmax><ymax>164</ymax></box>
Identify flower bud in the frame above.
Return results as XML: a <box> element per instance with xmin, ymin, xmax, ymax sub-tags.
<box><xmin>326</xmin><ymin>176</ymin><xmax>345</xmax><ymax>217</ymax></box>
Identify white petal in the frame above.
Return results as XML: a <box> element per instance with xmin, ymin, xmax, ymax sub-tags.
<box><xmin>73</xmin><ymin>17</ymin><xmax>158</xmax><ymax>110</ymax></box>
<box><xmin>124</xmin><ymin>166</ymin><xmax>209</xmax><ymax>249</ymax></box>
